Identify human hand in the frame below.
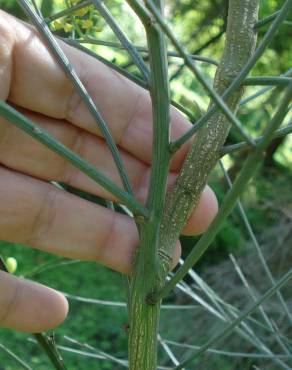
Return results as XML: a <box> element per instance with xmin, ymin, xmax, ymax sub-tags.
<box><xmin>0</xmin><ymin>10</ymin><xmax>218</xmax><ymax>333</ymax></box>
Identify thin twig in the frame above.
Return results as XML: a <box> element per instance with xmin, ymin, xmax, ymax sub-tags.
<box><xmin>172</xmin><ymin>0</ymin><xmax>292</xmax><ymax>150</ymax></box>
<box><xmin>221</xmin><ymin>121</ymin><xmax>292</xmax><ymax>156</ymax></box>
<box><xmin>46</xmin><ymin>0</ymin><xmax>92</xmax><ymax>22</ymax></box>
<box><xmin>0</xmin><ymin>102</ymin><xmax>148</xmax><ymax>217</ymax></box>
<box><xmin>255</xmin><ymin>10</ymin><xmax>281</xmax><ymax>29</ymax></box>
<box><xmin>174</xmin><ymin>269</ymin><xmax>292</xmax><ymax>369</ymax></box>
<box><xmin>221</xmin><ymin>163</ymin><xmax>292</xmax><ymax>325</ymax></box>
<box><xmin>0</xmin><ymin>341</ymin><xmax>32</xmax><ymax>370</ymax></box>
<box><xmin>165</xmin><ymin>339</ymin><xmax>292</xmax><ymax>359</ymax></box>
<box><xmin>17</xmin><ymin>0</ymin><xmax>134</xmax><ymax>195</ymax></box>
<box><xmin>91</xmin><ymin>0</ymin><xmax>150</xmax><ymax>83</ymax></box>
<box><xmin>75</xmin><ymin>37</ymin><xmax>219</xmax><ymax>65</ymax></box>
<box><xmin>143</xmin><ymin>0</ymin><xmax>256</xmax><ymax>147</ymax></box>
<box><xmin>229</xmin><ymin>253</ymin><xmax>291</xmax><ymax>355</ymax></box>
<box><xmin>152</xmin><ymin>81</ymin><xmax>292</xmax><ymax>302</ymax></box>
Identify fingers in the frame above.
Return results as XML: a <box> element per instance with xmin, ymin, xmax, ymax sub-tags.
<box><xmin>0</xmin><ymin>108</ymin><xmax>188</xmax><ymax>203</ymax></box>
<box><xmin>0</xmin><ymin>107</ymin><xmax>147</xmax><ymax>200</ymax></box>
<box><xmin>0</xmin><ymin>271</ymin><xmax>68</xmax><ymax>332</ymax></box>
<box><xmin>182</xmin><ymin>185</ymin><xmax>218</xmax><ymax>236</ymax></box>
<box><xmin>0</xmin><ymin>10</ymin><xmax>191</xmax><ymax>170</ymax></box>
<box><xmin>0</xmin><ymin>166</ymin><xmax>184</xmax><ymax>273</ymax></box>
<box><xmin>0</xmin><ymin>109</ymin><xmax>217</xmax><ymax>239</ymax></box>
<box><xmin>0</xmin><ymin>166</ymin><xmax>140</xmax><ymax>273</ymax></box>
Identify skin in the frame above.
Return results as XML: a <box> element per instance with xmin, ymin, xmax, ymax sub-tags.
<box><xmin>0</xmin><ymin>10</ymin><xmax>218</xmax><ymax>333</ymax></box>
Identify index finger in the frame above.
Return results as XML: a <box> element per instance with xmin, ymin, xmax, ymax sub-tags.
<box><xmin>0</xmin><ymin>11</ymin><xmax>191</xmax><ymax>170</ymax></box>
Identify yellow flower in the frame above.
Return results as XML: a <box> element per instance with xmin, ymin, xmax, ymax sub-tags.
<box><xmin>74</xmin><ymin>6</ymin><xmax>90</xmax><ymax>17</ymax></box>
<box><xmin>53</xmin><ymin>20</ymin><xmax>64</xmax><ymax>30</ymax></box>
<box><xmin>63</xmin><ymin>23</ymin><xmax>74</xmax><ymax>33</ymax></box>
<box><xmin>93</xmin><ymin>26</ymin><xmax>103</xmax><ymax>33</ymax></box>
<box><xmin>81</xmin><ymin>19</ymin><xmax>93</xmax><ymax>29</ymax></box>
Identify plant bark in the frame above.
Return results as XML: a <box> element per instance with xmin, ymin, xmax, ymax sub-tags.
<box><xmin>128</xmin><ymin>1</ymin><xmax>259</xmax><ymax>369</ymax></box>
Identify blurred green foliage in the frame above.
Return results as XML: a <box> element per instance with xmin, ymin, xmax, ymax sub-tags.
<box><xmin>0</xmin><ymin>0</ymin><xmax>291</xmax><ymax>368</ymax></box>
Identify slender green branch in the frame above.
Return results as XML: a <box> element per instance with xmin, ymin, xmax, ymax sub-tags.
<box><xmin>91</xmin><ymin>0</ymin><xmax>150</xmax><ymax>83</ymax></box>
<box><xmin>228</xmin><ymin>230</ymin><xmax>291</xmax><ymax>357</ymax></box>
<box><xmin>240</xmin><ymin>67</ymin><xmax>292</xmax><ymax>106</ymax></box>
<box><xmin>46</xmin><ymin>0</ymin><xmax>92</xmax><ymax>22</ymax></box>
<box><xmin>30</xmin><ymin>0</ymin><xmax>42</xmax><ymax>17</ymax></box>
<box><xmin>165</xmin><ymin>339</ymin><xmax>292</xmax><ymax>360</ymax></box>
<box><xmin>17</xmin><ymin>0</ymin><xmax>133</xmax><ymax>195</ymax></box>
<box><xmin>126</xmin><ymin>0</ymin><xmax>152</xmax><ymax>24</ymax></box>
<box><xmin>62</xmin><ymin>37</ymin><xmax>148</xmax><ymax>88</ymax></box>
<box><xmin>0</xmin><ymin>101</ymin><xmax>148</xmax><ymax>217</ymax></box>
<box><xmin>62</xmin><ymin>38</ymin><xmax>197</xmax><ymax>126</ymax></box>
<box><xmin>255</xmin><ymin>10</ymin><xmax>280</xmax><ymax>29</ymax></box>
<box><xmin>169</xmin><ymin>29</ymin><xmax>224</xmax><ymax>83</ymax></box>
<box><xmin>221</xmin><ymin>162</ymin><xmax>292</xmax><ymax>325</ymax></box>
<box><xmin>76</xmin><ymin>38</ymin><xmax>219</xmax><ymax>65</ymax></box>
<box><xmin>0</xmin><ymin>341</ymin><xmax>32</xmax><ymax>370</ymax></box>
<box><xmin>151</xmin><ymin>82</ymin><xmax>292</xmax><ymax>303</ymax></box>
<box><xmin>144</xmin><ymin>0</ymin><xmax>256</xmax><ymax>148</ymax></box>
<box><xmin>174</xmin><ymin>269</ymin><xmax>292</xmax><ymax>369</ymax></box>
<box><xmin>221</xmin><ymin>121</ymin><xmax>292</xmax><ymax>156</ymax></box>
<box><xmin>243</xmin><ymin>76</ymin><xmax>292</xmax><ymax>86</ymax></box>
<box><xmin>34</xmin><ymin>334</ymin><xmax>67</xmax><ymax>370</ymax></box>
<box><xmin>172</xmin><ymin>0</ymin><xmax>292</xmax><ymax>150</ymax></box>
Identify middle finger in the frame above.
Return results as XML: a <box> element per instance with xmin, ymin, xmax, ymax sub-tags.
<box><xmin>0</xmin><ymin>107</ymin><xmax>147</xmax><ymax>200</ymax></box>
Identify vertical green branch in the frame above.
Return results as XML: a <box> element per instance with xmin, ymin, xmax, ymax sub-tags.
<box><xmin>127</xmin><ymin>0</ymin><xmax>171</xmax><ymax>369</ymax></box>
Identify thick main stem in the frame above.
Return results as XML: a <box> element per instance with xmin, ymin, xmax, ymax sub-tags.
<box><xmin>157</xmin><ymin>0</ymin><xmax>259</xmax><ymax>279</ymax></box>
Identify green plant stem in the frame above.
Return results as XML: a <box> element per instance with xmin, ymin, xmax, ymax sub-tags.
<box><xmin>221</xmin><ymin>162</ymin><xmax>292</xmax><ymax>325</ymax></box>
<box><xmin>76</xmin><ymin>38</ymin><xmax>219</xmax><ymax>65</ymax></box>
<box><xmin>169</xmin><ymin>29</ymin><xmax>224</xmax><ymax>83</ymax></box>
<box><xmin>243</xmin><ymin>76</ymin><xmax>292</xmax><ymax>86</ymax></box>
<box><xmin>62</xmin><ymin>37</ymin><xmax>197</xmax><ymax>124</ymax></box>
<box><xmin>144</xmin><ymin>0</ymin><xmax>256</xmax><ymax>147</ymax></box>
<box><xmin>61</xmin><ymin>37</ymin><xmax>148</xmax><ymax>88</ymax></box>
<box><xmin>172</xmin><ymin>0</ymin><xmax>292</xmax><ymax>150</ymax></box>
<box><xmin>165</xmin><ymin>339</ymin><xmax>292</xmax><ymax>360</ymax></box>
<box><xmin>0</xmin><ymin>101</ymin><xmax>147</xmax><ymax>217</ymax></box>
<box><xmin>17</xmin><ymin>0</ymin><xmax>133</xmax><ymax>195</ymax></box>
<box><xmin>240</xmin><ymin>67</ymin><xmax>292</xmax><ymax>106</ymax></box>
<box><xmin>34</xmin><ymin>334</ymin><xmax>67</xmax><ymax>370</ymax></box>
<box><xmin>255</xmin><ymin>10</ymin><xmax>280</xmax><ymax>29</ymax></box>
<box><xmin>174</xmin><ymin>269</ymin><xmax>292</xmax><ymax>369</ymax></box>
<box><xmin>152</xmin><ymin>81</ymin><xmax>292</xmax><ymax>303</ymax></box>
<box><xmin>91</xmin><ymin>0</ymin><xmax>150</xmax><ymax>83</ymax></box>
<box><xmin>46</xmin><ymin>0</ymin><xmax>92</xmax><ymax>22</ymax></box>
<box><xmin>127</xmin><ymin>0</ymin><xmax>171</xmax><ymax>368</ymax></box>
<box><xmin>0</xmin><ymin>341</ymin><xmax>32</xmax><ymax>370</ymax></box>
<box><xmin>221</xmin><ymin>121</ymin><xmax>292</xmax><ymax>156</ymax></box>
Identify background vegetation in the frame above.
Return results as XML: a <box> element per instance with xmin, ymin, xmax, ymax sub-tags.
<box><xmin>0</xmin><ymin>0</ymin><xmax>291</xmax><ymax>369</ymax></box>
